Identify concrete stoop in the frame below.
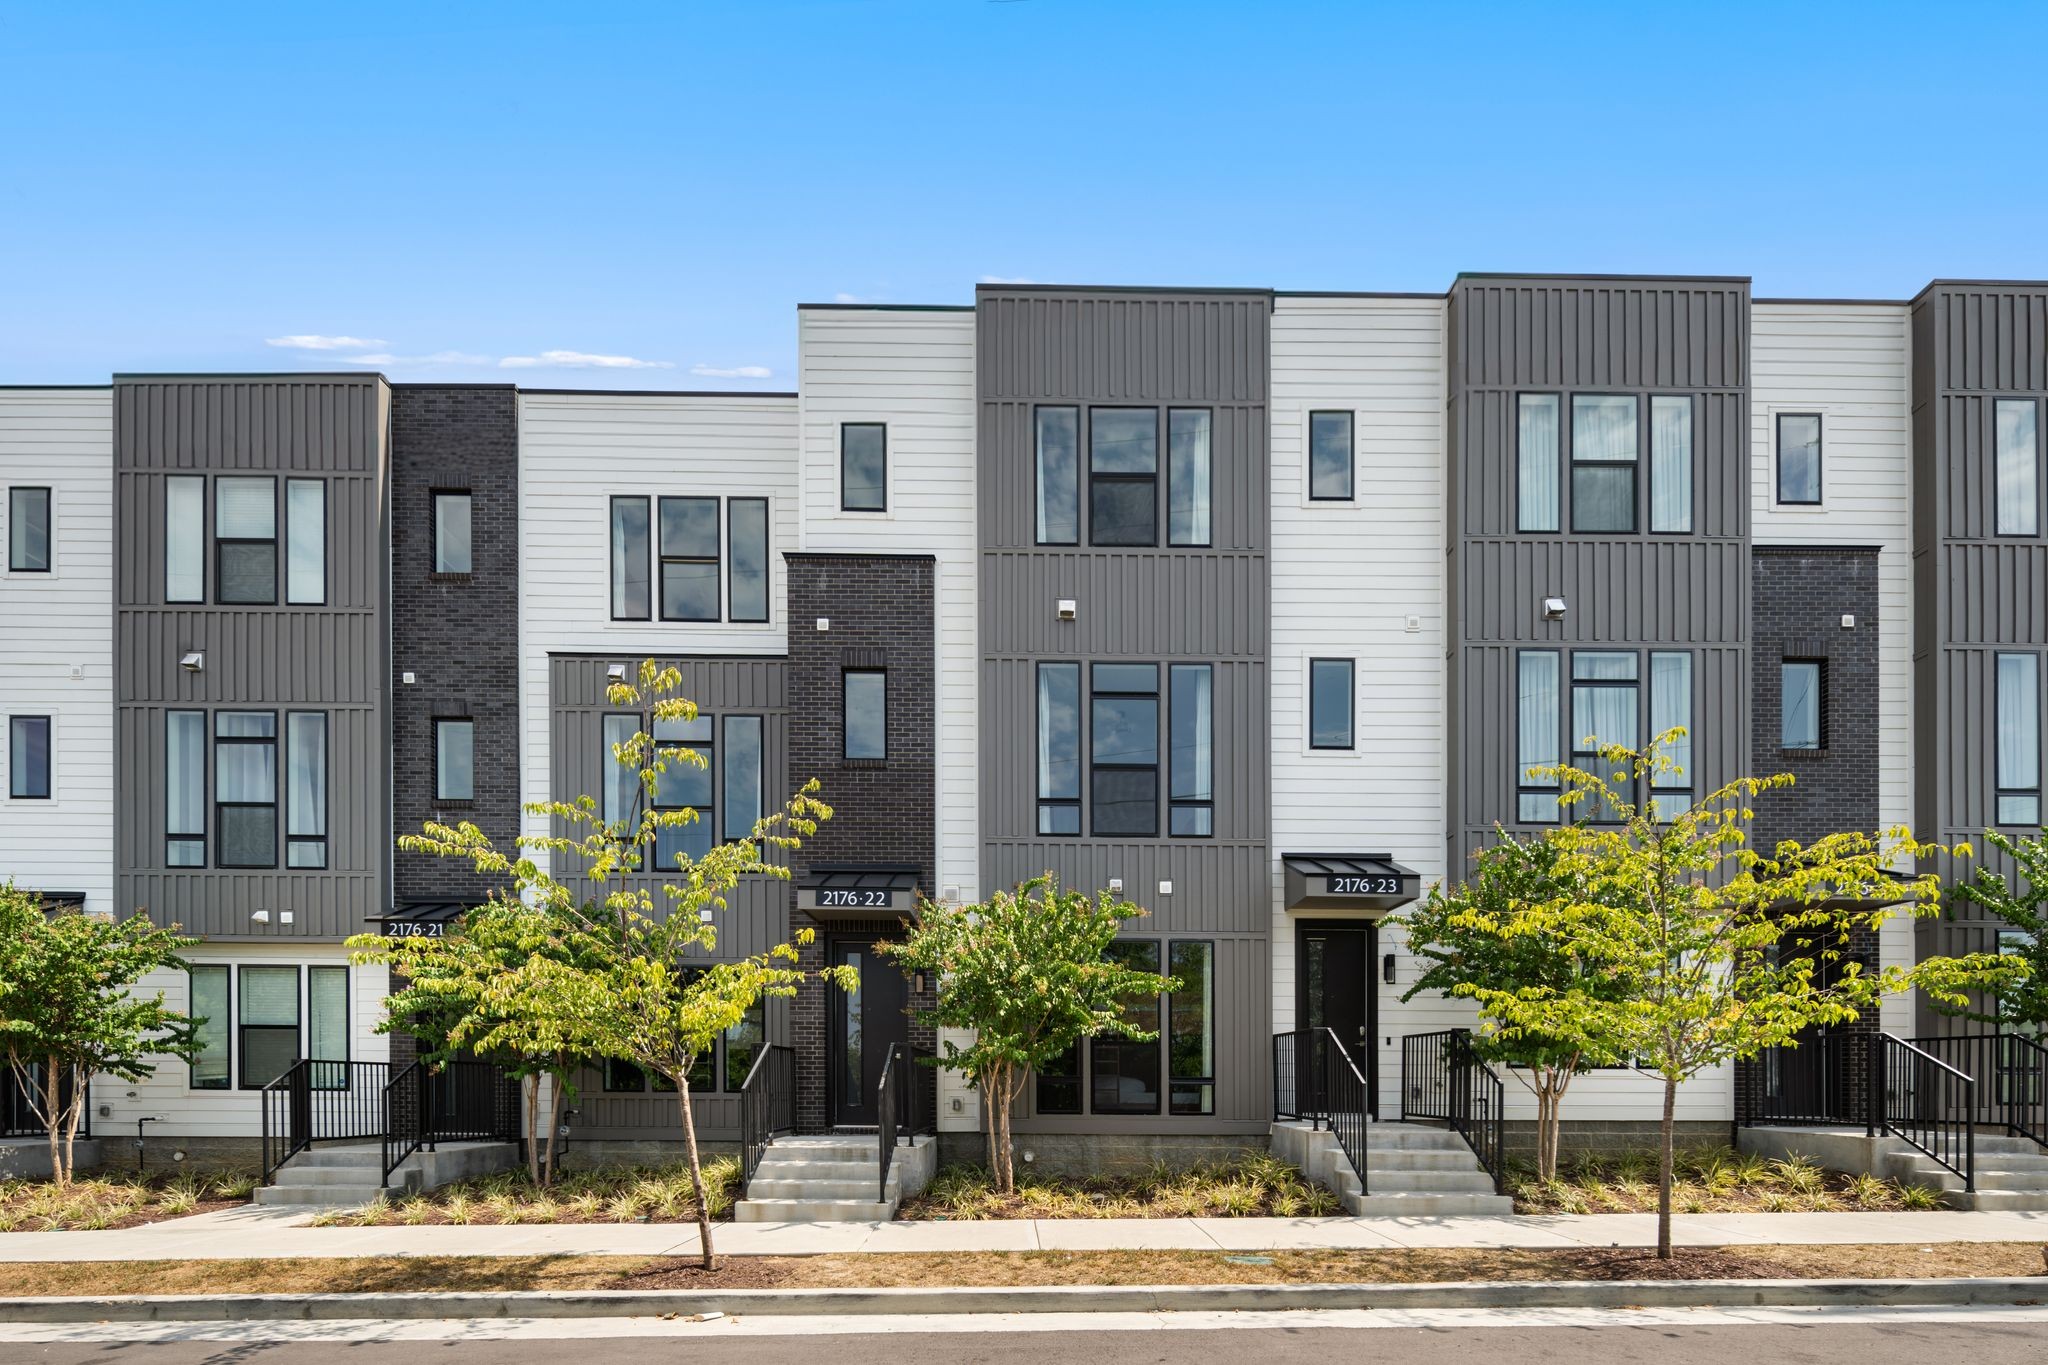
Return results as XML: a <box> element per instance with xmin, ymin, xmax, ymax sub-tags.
<box><xmin>1740</xmin><ymin>1125</ymin><xmax>2048</xmax><ymax>1212</ymax></box>
<box><xmin>253</xmin><ymin>1141</ymin><xmax>520</xmax><ymax>1208</ymax></box>
<box><xmin>1271</xmin><ymin>1119</ymin><xmax>1515</xmax><ymax>1216</ymax></box>
<box><xmin>733</xmin><ymin>1133</ymin><xmax>937</xmax><ymax>1223</ymax></box>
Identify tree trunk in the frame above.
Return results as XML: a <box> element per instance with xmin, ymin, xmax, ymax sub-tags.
<box><xmin>676</xmin><ymin>1078</ymin><xmax>716</xmax><ymax>1271</ymax></box>
<box><xmin>991</xmin><ymin>1063</ymin><xmax>1015</xmax><ymax>1193</ymax></box>
<box><xmin>524</xmin><ymin>1075</ymin><xmax>542</xmax><ymax>1185</ymax></box>
<box><xmin>61</xmin><ymin>1077</ymin><xmax>85</xmax><ymax>1184</ymax></box>
<box><xmin>982</xmin><ymin>1065</ymin><xmax>1000</xmax><ymax>1185</ymax></box>
<box><xmin>1533</xmin><ymin>1082</ymin><xmax>1556</xmax><ymax>1182</ymax></box>
<box><xmin>541</xmin><ymin>1072</ymin><xmax>563</xmax><ymax>1186</ymax></box>
<box><xmin>42</xmin><ymin>1061</ymin><xmax>66</xmax><ymax>1187</ymax></box>
<box><xmin>1657</xmin><ymin>1076</ymin><xmax>1677</xmax><ymax>1260</ymax></box>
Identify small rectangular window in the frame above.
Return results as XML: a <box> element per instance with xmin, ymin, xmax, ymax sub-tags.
<box><xmin>188</xmin><ymin>965</ymin><xmax>230</xmax><ymax>1090</ymax></box>
<box><xmin>215</xmin><ymin>477</ymin><xmax>277</xmax><ymax>604</ymax></box>
<box><xmin>658</xmin><ymin>496</ymin><xmax>719</xmax><ymax>622</ymax></box>
<box><xmin>1035</xmin><ymin>1042</ymin><xmax>1082</xmax><ymax>1114</ymax></box>
<box><xmin>1308</xmin><ymin>657</ymin><xmax>1354</xmax><ymax>751</ymax></box>
<box><xmin>435</xmin><ymin>717</ymin><xmax>475</xmax><ymax>801</ymax></box>
<box><xmin>609</xmin><ymin>496</ymin><xmax>651</xmax><ymax>620</ymax></box>
<box><xmin>433</xmin><ymin>491</ymin><xmax>473</xmax><ymax>574</ymax></box>
<box><xmin>841</xmin><ymin>423</ymin><xmax>887</xmax><ymax>512</ymax></box>
<box><xmin>308</xmin><ymin>965</ymin><xmax>349</xmax><ymax>1088</ymax></box>
<box><xmin>1518</xmin><ymin>395</ymin><xmax>1560</xmax><ymax>531</ymax></box>
<box><xmin>1648</xmin><ymin>651</ymin><xmax>1693</xmax><ymax>819</ymax></box>
<box><xmin>1777</xmin><ymin>413</ymin><xmax>1823</xmax><ymax>505</ymax></box>
<box><xmin>167</xmin><ymin>709</ymin><xmax>206</xmax><ymax>865</ymax></box>
<box><xmin>238</xmin><ymin>965</ymin><xmax>298</xmax><ymax>1089</ymax></box>
<box><xmin>1309</xmin><ymin>410</ymin><xmax>1354</xmax><ymax>501</ymax></box>
<box><xmin>1037</xmin><ymin>662</ymin><xmax>1081</xmax><ymax>835</ymax></box>
<box><xmin>1996</xmin><ymin>653</ymin><xmax>2041</xmax><ymax>826</ymax></box>
<box><xmin>1092</xmin><ymin>940</ymin><xmax>1162</xmax><ymax>1114</ymax></box>
<box><xmin>285</xmin><ymin>479</ymin><xmax>325</xmax><ymax>604</ymax></box>
<box><xmin>1091</xmin><ymin>663</ymin><xmax>1159</xmax><ymax>836</ymax></box>
<box><xmin>1168</xmin><ymin>664</ymin><xmax>1213</xmax><ymax>836</ymax></box>
<box><xmin>727</xmin><ymin>497</ymin><xmax>769</xmax><ymax>623</ymax></box>
<box><xmin>652</xmin><ymin>714</ymin><xmax>713</xmax><ymax>866</ymax></box>
<box><xmin>1167</xmin><ymin>408</ymin><xmax>1211</xmax><ymax>546</ymax></box>
<box><xmin>1168</xmin><ymin>940</ymin><xmax>1214</xmax><ymax>1116</ymax></box>
<box><xmin>1781</xmin><ymin>660</ymin><xmax>1824</xmax><ymax>751</ymax></box>
<box><xmin>1571</xmin><ymin>395</ymin><xmax>1638</xmax><ymax>534</ymax></box>
<box><xmin>1089</xmin><ymin>408</ymin><xmax>1158</xmax><ymax>546</ymax></box>
<box><xmin>8</xmin><ymin>486</ymin><xmax>50</xmax><ymax>572</ymax></box>
<box><xmin>215</xmin><ymin>711</ymin><xmax>277</xmax><ymax>868</ymax></box>
<box><xmin>843</xmin><ymin>670</ymin><xmax>887</xmax><ymax>760</ymax></box>
<box><xmin>1036</xmin><ymin>406</ymin><xmax>1079</xmax><ymax>545</ymax></box>
<box><xmin>8</xmin><ymin>715</ymin><xmax>50</xmax><ymax>799</ymax></box>
<box><xmin>1649</xmin><ymin>396</ymin><xmax>1692</xmax><ymax>533</ymax></box>
<box><xmin>722</xmin><ymin>715</ymin><xmax>763</xmax><ymax>840</ymax></box>
<box><xmin>285</xmin><ymin>711</ymin><xmax>327</xmax><ymax>868</ymax></box>
<box><xmin>1517</xmin><ymin>651</ymin><xmax>1561</xmax><ymax>822</ymax></box>
<box><xmin>1996</xmin><ymin>399</ymin><xmax>2040</xmax><ymax>536</ymax></box>
<box><xmin>1572</xmin><ymin>652</ymin><xmax>1639</xmax><ymax>820</ymax></box>
<box><xmin>602</xmin><ymin>713</ymin><xmax>642</xmax><ymax>836</ymax></box>
<box><xmin>166</xmin><ymin>476</ymin><xmax>206</xmax><ymax>602</ymax></box>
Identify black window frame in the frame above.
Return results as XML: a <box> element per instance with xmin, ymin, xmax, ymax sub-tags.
<box><xmin>1307</xmin><ymin>409</ymin><xmax>1355</xmax><ymax>502</ymax></box>
<box><xmin>1775</xmin><ymin>412</ymin><xmax>1824</xmax><ymax>507</ymax></box>
<box><xmin>284</xmin><ymin>477</ymin><xmax>327</xmax><ymax>607</ymax></box>
<box><xmin>187</xmin><ymin>964</ymin><xmax>231</xmax><ymax>1091</ymax></box>
<box><xmin>1515</xmin><ymin>649</ymin><xmax>1562</xmax><ymax>823</ymax></box>
<box><xmin>608</xmin><ymin>495</ymin><xmax>652</xmax><ymax>621</ymax></box>
<box><xmin>236</xmin><ymin>964</ymin><xmax>299</xmax><ymax>1091</ymax></box>
<box><xmin>1995</xmin><ymin>652</ymin><xmax>2042</xmax><ymax>828</ymax></box>
<box><xmin>726</xmin><ymin>495</ymin><xmax>770</xmax><ymax>623</ymax></box>
<box><xmin>213</xmin><ymin>476</ymin><xmax>279</xmax><ymax>606</ymax></box>
<box><xmin>7</xmin><ymin>485</ymin><xmax>51</xmax><ymax>573</ymax></box>
<box><xmin>1307</xmin><ymin>657</ymin><xmax>1355</xmax><ymax>751</ymax></box>
<box><xmin>1035</xmin><ymin>405</ymin><xmax>1080</xmax><ymax>546</ymax></box>
<box><xmin>431</xmin><ymin>488</ymin><xmax>474</xmax><ymax>576</ymax></box>
<box><xmin>1568</xmin><ymin>393</ymin><xmax>1640</xmax><ymax>535</ymax></box>
<box><xmin>601</xmin><ymin>711</ymin><xmax>643</xmax><ymax>837</ymax></box>
<box><xmin>657</xmin><ymin>495</ymin><xmax>721</xmax><ymax>624</ymax></box>
<box><xmin>842</xmin><ymin>669</ymin><xmax>888</xmax><ymax>762</ymax></box>
<box><xmin>1168</xmin><ymin>663</ymin><xmax>1213</xmax><ymax>838</ymax></box>
<box><xmin>164</xmin><ymin>474</ymin><xmax>207</xmax><ymax>604</ymax></box>
<box><xmin>1034</xmin><ymin>1042</ymin><xmax>1083</xmax><ymax>1115</ymax></box>
<box><xmin>1036</xmin><ymin>661</ymin><xmax>1082</xmax><ymax>836</ymax></box>
<box><xmin>1780</xmin><ymin>658</ymin><xmax>1826</xmax><ymax>751</ymax></box>
<box><xmin>8</xmin><ymin>714</ymin><xmax>51</xmax><ymax>799</ymax></box>
<box><xmin>1090</xmin><ymin>939</ymin><xmax>1164</xmax><ymax>1115</ymax></box>
<box><xmin>1994</xmin><ymin>397</ymin><xmax>2042</xmax><ymax>539</ymax></box>
<box><xmin>1087</xmin><ymin>407</ymin><xmax>1160</xmax><ymax>548</ymax></box>
<box><xmin>1516</xmin><ymin>392</ymin><xmax>1562</xmax><ymax>533</ymax></box>
<box><xmin>720</xmin><ymin>713</ymin><xmax>765</xmax><ymax>841</ymax></box>
<box><xmin>166</xmin><ymin>708</ymin><xmax>207</xmax><ymax>867</ymax></box>
<box><xmin>1166</xmin><ymin>406</ymin><xmax>1213</xmax><ymax>548</ymax></box>
<box><xmin>1570</xmin><ymin>651</ymin><xmax>1641</xmax><ymax>823</ymax></box>
<box><xmin>1167</xmin><ymin>938</ymin><xmax>1215</xmax><ymax>1116</ymax></box>
<box><xmin>651</xmin><ymin>712</ymin><xmax>715</xmax><ymax>868</ymax></box>
<box><xmin>1089</xmin><ymin>662</ymin><xmax>1160</xmax><ymax>837</ymax></box>
<box><xmin>840</xmin><ymin>422</ymin><xmax>888</xmax><ymax>513</ymax></box>
<box><xmin>434</xmin><ymin>715</ymin><xmax>476</xmax><ymax>803</ymax></box>
<box><xmin>306</xmin><ymin>963</ymin><xmax>350</xmax><ymax>1089</ymax></box>
<box><xmin>1647</xmin><ymin>394</ymin><xmax>1694</xmax><ymax>536</ymax></box>
<box><xmin>284</xmin><ymin>710</ymin><xmax>329</xmax><ymax>870</ymax></box>
<box><xmin>214</xmin><ymin>710</ymin><xmax>279</xmax><ymax>870</ymax></box>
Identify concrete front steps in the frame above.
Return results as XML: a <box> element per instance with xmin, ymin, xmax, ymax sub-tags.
<box><xmin>1271</xmin><ymin>1119</ymin><xmax>1515</xmax><ymax>1216</ymax></box>
<box><xmin>733</xmin><ymin>1133</ymin><xmax>937</xmax><ymax>1223</ymax></box>
<box><xmin>1740</xmin><ymin>1124</ymin><xmax>2048</xmax><ymax>1212</ymax></box>
<box><xmin>254</xmin><ymin>1140</ymin><xmax>519</xmax><ymax>1208</ymax></box>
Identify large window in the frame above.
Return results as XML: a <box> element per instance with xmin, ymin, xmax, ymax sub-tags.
<box><xmin>609</xmin><ymin>496</ymin><xmax>651</xmax><ymax>620</ymax></box>
<box><xmin>1996</xmin><ymin>653</ymin><xmax>2041</xmax><ymax>826</ymax></box>
<box><xmin>652</xmin><ymin>715</ymin><xmax>713</xmax><ymax>867</ymax></box>
<box><xmin>1517</xmin><ymin>651</ymin><xmax>1561</xmax><ymax>821</ymax></box>
<box><xmin>1649</xmin><ymin>396</ymin><xmax>1693</xmax><ymax>533</ymax></box>
<box><xmin>435</xmin><ymin>717</ymin><xmax>475</xmax><ymax>801</ymax></box>
<box><xmin>1571</xmin><ymin>396</ymin><xmax>1638</xmax><ymax>533</ymax></box>
<box><xmin>1777</xmin><ymin>413</ymin><xmax>1823</xmax><ymax>505</ymax></box>
<box><xmin>166</xmin><ymin>476</ymin><xmax>206</xmax><ymax>602</ymax></box>
<box><xmin>285</xmin><ymin>479</ymin><xmax>325</xmax><ymax>604</ymax></box>
<box><xmin>1089</xmin><ymin>409</ymin><xmax>1158</xmax><ymax>546</ymax></box>
<box><xmin>1648</xmin><ymin>651</ymin><xmax>1693</xmax><ymax>819</ymax></box>
<box><xmin>8</xmin><ymin>716</ymin><xmax>49</xmax><ymax>799</ymax></box>
<box><xmin>285</xmin><ymin>711</ymin><xmax>328</xmax><ymax>869</ymax></box>
<box><xmin>433</xmin><ymin>490</ymin><xmax>473</xmax><ymax>574</ymax></box>
<box><xmin>728</xmin><ymin>497</ymin><xmax>769</xmax><ymax>623</ymax></box>
<box><xmin>188</xmin><ymin>965</ymin><xmax>230</xmax><ymax>1090</ymax></box>
<box><xmin>215</xmin><ymin>477</ymin><xmax>278</xmax><ymax>605</ymax></box>
<box><xmin>1036</xmin><ymin>663</ymin><xmax>1081</xmax><ymax>835</ymax></box>
<box><xmin>1309</xmin><ymin>410</ymin><xmax>1354</xmax><ymax>502</ymax></box>
<box><xmin>1036</xmin><ymin>406</ymin><xmax>1079</xmax><ymax>545</ymax></box>
<box><xmin>1517</xmin><ymin>394</ymin><xmax>1560</xmax><ymax>531</ymax></box>
<box><xmin>1091</xmin><ymin>940</ymin><xmax>1162</xmax><ymax>1114</ymax></box>
<box><xmin>1167</xmin><ymin>408</ymin><xmax>1211</xmax><ymax>546</ymax></box>
<box><xmin>1168</xmin><ymin>664</ymin><xmax>1213</xmax><ymax>836</ymax></box>
<box><xmin>167</xmin><ymin>710</ymin><xmax>206</xmax><ymax>865</ymax></box>
<box><xmin>843</xmin><ymin>670</ymin><xmax>887</xmax><ymax>760</ymax></box>
<box><xmin>602</xmin><ymin>713</ymin><xmax>642</xmax><ymax>834</ymax></box>
<box><xmin>604</xmin><ymin>1000</ymin><xmax>762</xmax><ymax>1094</ymax></box>
<box><xmin>722</xmin><ymin>715</ymin><xmax>763</xmax><ymax>840</ymax></box>
<box><xmin>1571</xmin><ymin>652</ymin><xmax>1638</xmax><ymax>820</ymax></box>
<box><xmin>1996</xmin><ymin>399</ymin><xmax>2040</xmax><ymax>536</ymax></box>
<box><xmin>308</xmin><ymin>965</ymin><xmax>349</xmax><ymax>1086</ymax></box>
<box><xmin>1308</xmin><ymin>657</ymin><xmax>1354</xmax><ymax>750</ymax></box>
<box><xmin>1782</xmin><ymin>660</ymin><xmax>1824</xmax><ymax>751</ymax></box>
<box><xmin>658</xmin><ymin>496</ymin><xmax>720</xmax><ymax>622</ymax></box>
<box><xmin>1090</xmin><ymin>663</ymin><xmax>1159</xmax><ymax>836</ymax></box>
<box><xmin>1167</xmin><ymin>940</ymin><xmax>1214</xmax><ymax>1116</ymax></box>
<box><xmin>238</xmin><ymin>965</ymin><xmax>299</xmax><ymax>1089</ymax></box>
<box><xmin>8</xmin><ymin>486</ymin><xmax>50</xmax><ymax>572</ymax></box>
<box><xmin>841</xmin><ymin>423</ymin><xmax>887</xmax><ymax>512</ymax></box>
<box><xmin>214</xmin><ymin>712</ymin><xmax>278</xmax><ymax>868</ymax></box>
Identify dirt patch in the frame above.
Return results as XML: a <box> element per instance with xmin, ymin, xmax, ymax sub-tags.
<box><xmin>0</xmin><ymin>1177</ymin><xmax>255</xmax><ymax>1233</ymax></box>
<box><xmin>897</xmin><ymin>1157</ymin><xmax>1340</xmax><ymax>1221</ymax></box>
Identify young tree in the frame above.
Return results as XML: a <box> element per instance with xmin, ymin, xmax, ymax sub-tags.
<box><xmin>385</xmin><ymin>661</ymin><xmax>850</xmax><ymax>1269</ymax></box>
<box><xmin>1944</xmin><ymin>827</ymin><xmax>2048</xmax><ymax>1031</ymax></box>
<box><xmin>0</xmin><ymin>885</ymin><xmax>201</xmax><ymax>1185</ymax></box>
<box><xmin>1475</xmin><ymin>736</ymin><xmax>2020</xmax><ymax>1258</ymax></box>
<box><xmin>1395</xmin><ymin>833</ymin><xmax>1635</xmax><ymax>1181</ymax></box>
<box><xmin>879</xmin><ymin>874</ymin><xmax>1174</xmax><ymax>1193</ymax></box>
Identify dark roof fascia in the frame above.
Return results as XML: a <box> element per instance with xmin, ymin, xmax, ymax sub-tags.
<box><xmin>1452</xmin><ymin>272</ymin><xmax>1751</xmax><ymax>285</ymax></box>
<box><xmin>973</xmin><ymin>282</ymin><xmax>1275</xmax><ymax>298</ymax></box>
<box><xmin>796</xmin><ymin>303</ymin><xmax>975</xmax><ymax>312</ymax></box>
<box><xmin>1274</xmin><ymin>290</ymin><xmax>1449</xmax><ymax>301</ymax></box>
<box><xmin>113</xmin><ymin>371</ymin><xmax>384</xmax><ymax>383</ymax></box>
<box><xmin>1911</xmin><ymin>278</ymin><xmax>2048</xmax><ymax>303</ymax></box>
<box><xmin>781</xmin><ymin>551</ymin><xmax>938</xmax><ymax>563</ymax></box>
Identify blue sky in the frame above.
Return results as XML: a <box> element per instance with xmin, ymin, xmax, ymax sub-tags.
<box><xmin>3</xmin><ymin>1</ymin><xmax>2044</xmax><ymax>387</ymax></box>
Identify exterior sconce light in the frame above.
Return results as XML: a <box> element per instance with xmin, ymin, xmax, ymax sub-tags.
<box><xmin>1056</xmin><ymin>599</ymin><xmax>1077</xmax><ymax>621</ymax></box>
<box><xmin>1541</xmin><ymin>596</ymin><xmax>1568</xmax><ymax>622</ymax></box>
<box><xmin>1840</xmin><ymin>614</ymin><xmax>1856</xmax><ymax>629</ymax></box>
<box><xmin>816</xmin><ymin>617</ymin><xmax>830</xmax><ymax>632</ymax></box>
<box><xmin>1383</xmin><ymin>953</ymin><xmax>1397</xmax><ymax>985</ymax></box>
<box><xmin>1158</xmin><ymin>880</ymin><xmax>1173</xmax><ymax>896</ymax></box>
<box><xmin>179</xmin><ymin>651</ymin><xmax>205</xmax><ymax>672</ymax></box>
<box><xmin>249</xmin><ymin>910</ymin><xmax>271</xmax><ymax>925</ymax></box>
<box><xmin>1107</xmin><ymin>877</ymin><xmax>1124</xmax><ymax>894</ymax></box>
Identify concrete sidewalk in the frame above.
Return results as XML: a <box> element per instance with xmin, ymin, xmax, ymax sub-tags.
<box><xmin>0</xmin><ymin>1205</ymin><xmax>2043</xmax><ymax>1263</ymax></box>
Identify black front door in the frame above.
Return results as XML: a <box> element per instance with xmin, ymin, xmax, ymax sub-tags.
<box><xmin>829</xmin><ymin>937</ymin><xmax>910</xmax><ymax>1127</ymax></box>
<box><xmin>1298</xmin><ymin>923</ymin><xmax>1378</xmax><ymax>1119</ymax></box>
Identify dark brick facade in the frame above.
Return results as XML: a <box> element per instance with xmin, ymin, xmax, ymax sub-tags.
<box><xmin>784</xmin><ymin>554</ymin><xmax>938</xmax><ymax>1132</ymax></box>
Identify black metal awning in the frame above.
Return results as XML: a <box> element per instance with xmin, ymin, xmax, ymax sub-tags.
<box><xmin>19</xmin><ymin>890</ymin><xmax>87</xmax><ymax>913</ymax></box>
<box><xmin>796</xmin><ymin>864</ymin><xmax>921</xmax><ymax>919</ymax></box>
<box><xmin>367</xmin><ymin>900</ymin><xmax>483</xmax><ymax>939</ymax></box>
<box><xmin>1281</xmin><ymin>854</ymin><xmax>1421</xmax><ymax>913</ymax></box>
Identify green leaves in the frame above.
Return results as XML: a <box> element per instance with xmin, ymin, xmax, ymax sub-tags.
<box><xmin>1944</xmin><ymin>826</ymin><xmax>2047</xmax><ymax>1029</ymax></box>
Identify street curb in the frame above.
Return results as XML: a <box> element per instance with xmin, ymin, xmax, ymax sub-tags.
<box><xmin>1</xmin><ymin>1276</ymin><xmax>2045</xmax><ymax>1322</ymax></box>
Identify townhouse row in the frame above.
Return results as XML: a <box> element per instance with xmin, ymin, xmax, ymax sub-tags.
<box><xmin>2</xmin><ymin>274</ymin><xmax>2043</xmax><ymax>1167</ymax></box>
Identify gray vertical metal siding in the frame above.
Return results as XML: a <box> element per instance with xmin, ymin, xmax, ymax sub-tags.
<box><xmin>1445</xmin><ymin>278</ymin><xmax>1752</xmax><ymax>869</ymax></box>
<box><xmin>977</xmin><ymin>287</ymin><xmax>1272</xmax><ymax>1131</ymax></box>
<box><xmin>113</xmin><ymin>377</ymin><xmax>391</xmax><ymax>940</ymax></box>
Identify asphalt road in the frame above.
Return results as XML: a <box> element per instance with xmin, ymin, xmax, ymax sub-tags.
<box><xmin>4</xmin><ymin>1313</ymin><xmax>2048</xmax><ymax>1363</ymax></box>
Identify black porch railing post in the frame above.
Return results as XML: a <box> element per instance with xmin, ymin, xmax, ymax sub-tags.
<box><xmin>1866</xmin><ymin>1032</ymin><xmax>1881</xmax><ymax>1139</ymax></box>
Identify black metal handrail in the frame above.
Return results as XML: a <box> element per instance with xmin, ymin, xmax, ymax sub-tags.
<box><xmin>1908</xmin><ymin>1033</ymin><xmax>2047</xmax><ymax>1149</ymax></box>
<box><xmin>1400</xmin><ymin>1028</ymin><xmax>1508</xmax><ymax>1193</ymax></box>
<box><xmin>1272</xmin><ymin>1028</ymin><xmax>1330</xmax><ymax>1124</ymax></box>
<box><xmin>876</xmin><ymin>1041</ymin><xmax>902</xmax><ymax>1202</ymax></box>
<box><xmin>3</xmin><ymin>1065</ymin><xmax>90</xmax><ymax>1139</ymax></box>
<box><xmin>258</xmin><ymin>1059</ymin><xmax>390</xmax><ymax>1186</ymax></box>
<box><xmin>1316</xmin><ymin>1027</ymin><xmax>1370</xmax><ymax>1194</ymax></box>
<box><xmin>378</xmin><ymin>1060</ymin><xmax>517</xmax><ymax>1186</ymax></box>
<box><xmin>1743</xmin><ymin>1030</ymin><xmax>1866</xmax><ymax>1129</ymax></box>
<box><xmin>739</xmin><ymin>1043</ymin><xmax>796</xmax><ymax>1193</ymax></box>
<box><xmin>1877</xmin><ymin>1033</ymin><xmax>1975</xmax><ymax>1190</ymax></box>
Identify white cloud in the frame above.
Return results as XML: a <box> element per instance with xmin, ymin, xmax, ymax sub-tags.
<box><xmin>498</xmin><ymin>349</ymin><xmax>674</xmax><ymax>370</ymax></box>
<box><xmin>265</xmin><ymin>334</ymin><xmax>387</xmax><ymax>351</ymax></box>
<box><xmin>978</xmin><ymin>275</ymin><xmax>1036</xmax><ymax>285</ymax></box>
<box><xmin>832</xmin><ymin>292</ymin><xmax>869</xmax><ymax>304</ymax></box>
<box><xmin>689</xmin><ymin>364</ymin><xmax>772</xmax><ymax>380</ymax></box>
<box><xmin>344</xmin><ymin>351</ymin><xmax>493</xmax><ymax>367</ymax></box>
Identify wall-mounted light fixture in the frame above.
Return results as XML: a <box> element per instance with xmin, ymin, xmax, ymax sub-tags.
<box><xmin>816</xmin><ymin>617</ymin><xmax>831</xmax><ymax>632</ymax></box>
<box><xmin>1541</xmin><ymin>596</ymin><xmax>1568</xmax><ymax>622</ymax></box>
<box><xmin>1107</xmin><ymin>877</ymin><xmax>1124</xmax><ymax>894</ymax></box>
<box><xmin>1383</xmin><ymin>953</ymin><xmax>1398</xmax><ymax>985</ymax></box>
<box><xmin>179</xmin><ymin>651</ymin><xmax>205</xmax><ymax>673</ymax></box>
<box><xmin>401</xmin><ymin>671</ymin><xmax>416</xmax><ymax>685</ymax></box>
<box><xmin>249</xmin><ymin>910</ymin><xmax>271</xmax><ymax>925</ymax></box>
<box><xmin>1158</xmin><ymin>880</ymin><xmax>1174</xmax><ymax>896</ymax></box>
<box><xmin>1056</xmin><ymin>599</ymin><xmax>1077</xmax><ymax>621</ymax></box>
<box><xmin>1840</xmin><ymin>614</ymin><xmax>1856</xmax><ymax>630</ymax></box>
